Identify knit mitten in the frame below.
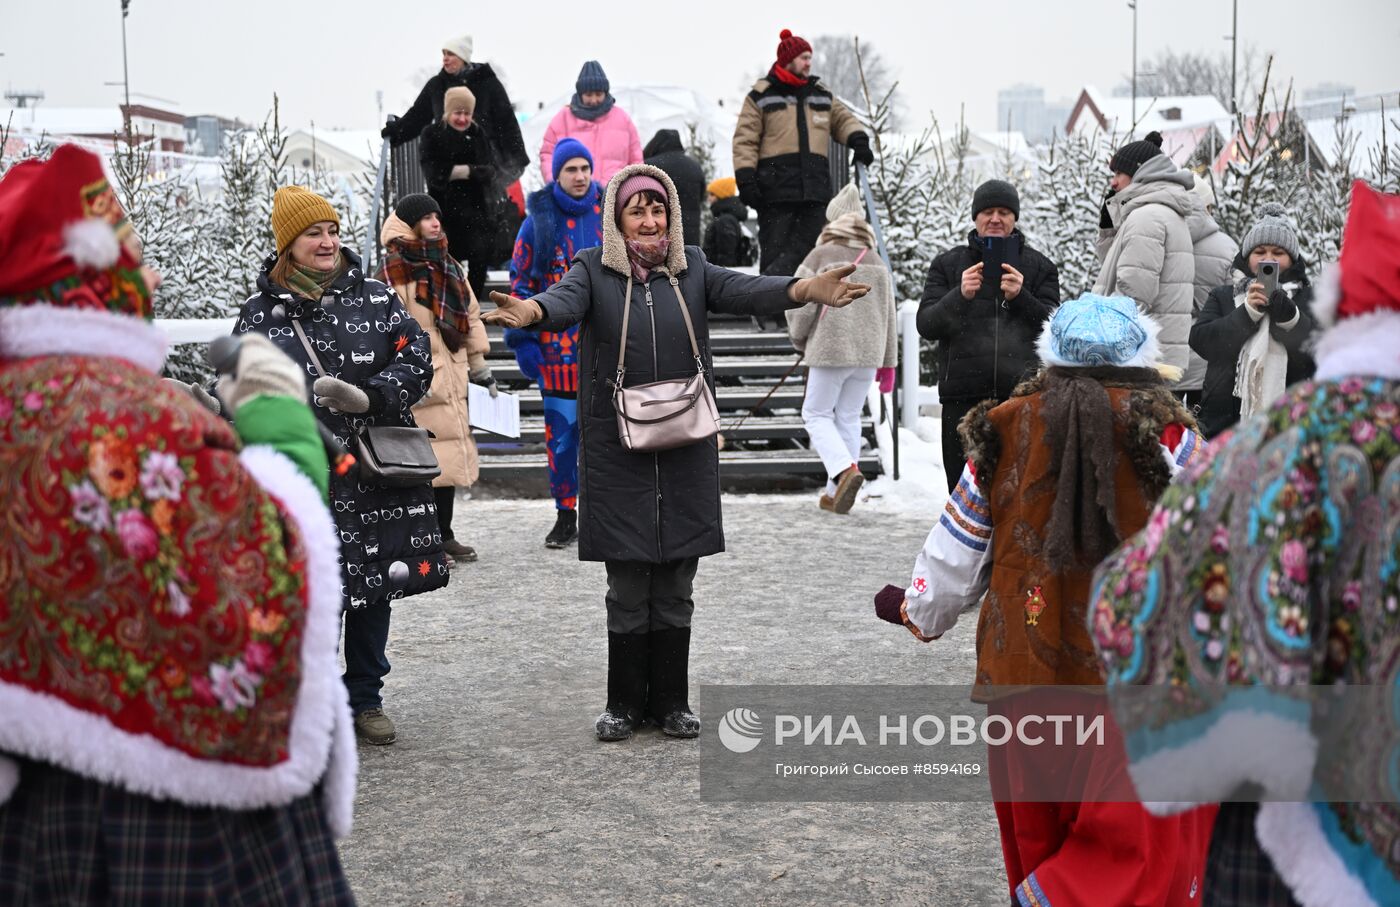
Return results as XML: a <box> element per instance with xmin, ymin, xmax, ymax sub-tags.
<box><xmin>162</xmin><ymin>377</ymin><xmax>222</xmax><ymax>416</ymax></box>
<box><xmin>874</xmin><ymin>584</ymin><xmax>906</xmax><ymax>624</ymax></box>
<box><xmin>1268</xmin><ymin>289</ymin><xmax>1298</xmax><ymax>324</ymax></box>
<box><xmin>312</xmin><ymin>375</ymin><xmax>370</xmax><ymax>414</ymax></box>
<box><xmin>215</xmin><ymin>334</ymin><xmax>306</xmax><ymax>415</ymax></box>
<box><xmin>876</xmin><ymin>367</ymin><xmax>896</xmax><ymax>394</ymax></box>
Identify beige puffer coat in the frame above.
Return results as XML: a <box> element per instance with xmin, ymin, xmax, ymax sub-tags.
<box><xmin>1179</xmin><ymin>197</ymin><xmax>1239</xmax><ymax>391</ymax></box>
<box><xmin>379</xmin><ymin>215</ymin><xmax>489</xmax><ymax>488</ymax></box>
<box><xmin>1093</xmin><ymin>154</ymin><xmax>1196</xmax><ymax>372</ymax></box>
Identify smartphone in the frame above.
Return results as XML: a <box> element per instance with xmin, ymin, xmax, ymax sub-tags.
<box><xmin>985</xmin><ymin>235</ymin><xmax>1008</xmax><ymax>299</ymax></box>
<box><xmin>1257</xmin><ymin>260</ymin><xmax>1280</xmax><ymax>296</ymax></box>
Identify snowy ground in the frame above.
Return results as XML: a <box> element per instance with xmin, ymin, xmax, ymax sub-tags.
<box><xmin>336</xmin><ymin>485</ymin><xmax>1009</xmax><ymax>906</ymax></box>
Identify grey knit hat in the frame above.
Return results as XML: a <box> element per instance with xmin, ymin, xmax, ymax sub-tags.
<box><xmin>576</xmin><ymin>61</ymin><xmax>609</xmax><ymax>95</ymax></box>
<box><xmin>972</xmin><ymin>179</ymin><xmax>1020</xmax><ymax>218</ymax></box>
<box><xmin>1241</xmin><ymin>202</ymin><xmax>1300</xmax><ymax>260</ymax></box>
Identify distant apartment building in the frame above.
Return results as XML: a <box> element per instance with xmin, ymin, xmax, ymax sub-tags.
<box><xmin>996</xmin><ymin>84</ymin><xmax>1071</xmax><ymax>145</ymax></box>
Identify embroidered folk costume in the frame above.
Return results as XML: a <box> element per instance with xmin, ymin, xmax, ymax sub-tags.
<box><xmin>879</xmin><ymin>294</ymin><xmax>1215</xmax><ymax>906</ymax></box>
<box><xmin>0</xmin><ymin>146</ymin><xmax>355</xmax><ymax>904</ymax></box>
<box><xmin>1090</xmin><ymin>182</ymin><xmax>1400</xmax><ymax>906</ymax></box>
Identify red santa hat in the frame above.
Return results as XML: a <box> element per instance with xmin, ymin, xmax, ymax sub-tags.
<box><xmin>1312</xmin><ymin>180</ymin><xmax>1400</xmax><ymax>327</ymax></box>
<box><xmin>0</xmin><ymin>144</ymin><xmax>151</xmax><ymax>319</ymax></box>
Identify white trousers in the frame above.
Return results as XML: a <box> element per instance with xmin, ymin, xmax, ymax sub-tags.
<box><xmin>802</xmin><ymin>366</ymin><xmax>876</xmax><ymax>490</ymax></box>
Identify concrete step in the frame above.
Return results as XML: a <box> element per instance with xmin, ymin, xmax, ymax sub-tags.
<box><xmin>476</xmin><ymin>447</ymin><xmax>880</xmax><ymax>478</ymax></box>
<box><xmin>494</xmin><ymin>385</ymin><xmax>807</xmax><ymax>416</ymax></box>
<box><xmin>483</xmin><ymin>356</ymin><xmax>805</xmax><ymax>383</ymax></box>
<box><xmin>472</xmin><ymin>413</ymin><xmax>871</xmax><ymax>445</ymax></box>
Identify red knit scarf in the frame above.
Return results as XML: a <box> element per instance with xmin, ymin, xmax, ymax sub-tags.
<box><xmin>770</xmin><ymin>64</ymin><xmax>808</xmax><ymax>88</ymax></box>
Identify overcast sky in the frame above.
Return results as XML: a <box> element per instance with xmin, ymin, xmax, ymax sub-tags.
<box><xmin>5</xmin><ymin>0</ymin><xmax>1397</xmax><ymax>135</ymax></box>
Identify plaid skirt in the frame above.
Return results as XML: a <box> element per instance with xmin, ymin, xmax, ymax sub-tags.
<box><xmin>1204</xmin><ymin>804</ymin><xmax>1301</xmax><ymax>907</ymax></box>
<box><xmin>0</xmin><ymin>758</ymin><xmax>355</xmax><ymax>906</ymax></box>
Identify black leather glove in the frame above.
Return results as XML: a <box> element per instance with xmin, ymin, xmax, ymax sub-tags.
<box><xmin>380</xmin><ymin>123</ymin><xmax>394</xmax><ymax>140</ymax></box>
<box><xmin>1099</xmin><ymin>188</ymin><xmax>1117</xmax><ymax>229</ymax></box>
<box><xmin>469</xmin><ymin>164</ymin><xmax>497</xmax><ymax>184</ymax></box>
<box><xmin>735</xmin><ymin>168</ymin><xmax>763</xmax><ymax>210</ymax></box>
<box><xmin>1268</xmin><ymin>289</ymin><xmax>1298</xmax><ymax>324</ymax></box>
<box><xmin>848</xmin><ymin>133</ymin><xmax>875</xmax><ymax>167</ymax></box>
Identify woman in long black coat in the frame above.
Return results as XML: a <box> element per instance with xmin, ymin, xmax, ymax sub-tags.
<box><xmin>419</xmin><ymin>86</ymin><xmax>505</xmax><ymax>298</ymax></box>
<box><xmin>232</xmin><ymin>188</ymin><xmax>449</xmax><ymax>746</ymax></box>
<box><xmin>484</xmin><ymin>164</ymin><xmax>868</xmax><ymax>741</ymax></box>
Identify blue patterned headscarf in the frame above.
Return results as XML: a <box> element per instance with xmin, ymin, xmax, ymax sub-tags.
<box><xmin>1046</xmin><ymin>294</ymin><xmax>1150</xmax><ymax>367</ymax></box>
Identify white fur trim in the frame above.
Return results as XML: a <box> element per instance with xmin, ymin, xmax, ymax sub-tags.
<box><xmin>0</xmin><ymin>448</ymin><xmax>354</xmax><ymax>836</ymax></box>
<box><xmin>1313</xmin><ymin>311</ymin><xmax>1400</xmax><ymax>382</ymax></box>
<box><xmin>0</xmin><ymin>756</ymin><xmax>17</xmax><ymax>802</ymax></box>
<box><xmin>1128</xmin><ymin>708</ymin><xmax>1316</xmax><ymax>815</ymax></box>
<box><xmin>1311</xmin><ymin>263</ymin><xmax>1341</xmax><ymax>328</ymax></box>
<box><xmin>0</xmin><ymin>303</ymin><xmax>167</xmax><ymax>374</ymax></box>
<box><xmin>62</xmin><ymin>218</ymin><xmax>121</xmax><ymax>270</ymax></box>
<box><xmin>1035</xmin><ymin>302</ymin><xmax>1164</xmax><ymax>370</ymax></box>
<box><xmin>1256</xmin><ymin>802</ymin><xmax>1379</xmax><ymax>907</ymax></box>
<box><xmin>239</xmin><ymin>446</ymin><xmax>357</xmax><ymax>838</ymax></box>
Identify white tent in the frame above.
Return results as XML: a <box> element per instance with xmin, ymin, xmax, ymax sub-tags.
<box><xmin>518</xmin><ymin>84</ymin><xmax>737</xmax><ymax>192</ymax></box>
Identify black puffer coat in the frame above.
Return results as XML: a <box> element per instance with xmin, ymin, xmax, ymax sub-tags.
<box><xmin>232</xmin><ymin>250</ymin><xmax>450</xmax><ymax>608</ymax></box>
<box><xmin>529</xmin><ymin>164</ymin><xmax>797</xmax><ymax>563</ymax></box>
<box><xmin>915</xmin><ymin>229</ymin><xmax>1060</xmax><ymax>402</ymax></box>
<box><xmin>1190</xmin><ymin>254</ymin><xmax>1316</xmax><ymax>438</ymax></box>
<box><xmin>643</xmin><ymin>129</ymin><xmax>705</xmax><ymax>247</ymax></box>
<box><xmin>419</xmin><ymin>120</ymin><xmax>505</xmax><ymax>275</ymax></box>
<box><xmin>385</xmin><ymin>63</ymin><xmax>529</xmax><ymax>182</ymax></box>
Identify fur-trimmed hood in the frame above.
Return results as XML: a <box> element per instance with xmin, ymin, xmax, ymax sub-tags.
<box><xmin>600</xmin><ymin>163</ymin><xmax>688</xmax><ymax>277</ymax></box>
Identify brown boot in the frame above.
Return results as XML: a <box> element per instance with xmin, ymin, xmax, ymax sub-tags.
<box><xmin>354</xmin><ymin>708</ymin><xmax>396</xmax><ymax>745</ymax></box>
<box><xmin>442</xmin><ymin>538</ymin><xmax>478</xmax><ymax>562</ymax></box>
<box><xmin>831</xmin><ymin>466</ymin><xmax>865</xmax><ymax>515</ymax></box>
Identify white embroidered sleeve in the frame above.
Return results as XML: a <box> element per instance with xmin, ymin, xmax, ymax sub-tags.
<box><xmin>903</xmin><ymin>463</ymin><xmax>993</xmax><ymax>639</ymax></box>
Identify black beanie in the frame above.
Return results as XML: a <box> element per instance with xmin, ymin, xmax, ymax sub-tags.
<box><xmin>1109</xmin><ymin>131</ymin><xmax>1164</xmax><ymax>177</ymax></box>
<box><xmin>394</xmin><ymin>193</ymin><xmax>441</xmax><ymax>227</ymax></box>
<box><xmin>972</xmin><ymin>179</ymin><xmax>1020</xmax><ymax>219</ymax></box>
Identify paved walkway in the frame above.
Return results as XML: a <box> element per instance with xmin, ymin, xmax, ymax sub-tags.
<box><xmin>338</xmin><ymin>493</ymin><xmax>1006</xmax><ymax>906</ymax></box>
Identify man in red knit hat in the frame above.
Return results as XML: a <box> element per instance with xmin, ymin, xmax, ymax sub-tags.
<box><xmin>733</xmin><ymin>28</ymin><xmax>873</xmax><ymax>282</ymax></box>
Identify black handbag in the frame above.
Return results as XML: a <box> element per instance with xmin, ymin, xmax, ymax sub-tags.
<box><xmin>290</xmin><ymin>320</ymin><xmax>441</xmax><ymax>487</ymax></box>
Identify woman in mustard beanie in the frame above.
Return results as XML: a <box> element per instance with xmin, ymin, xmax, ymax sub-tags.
<box><xmin>228</xmin><ymin>185</ymin><xmax>451</xmax><ymax>746</ymax></box>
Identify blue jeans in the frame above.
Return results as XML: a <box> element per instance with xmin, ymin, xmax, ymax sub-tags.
<box><xmin>343</xmin><ymin>599</ymin><xmax>392</xmax><ymax>713</ymax></box>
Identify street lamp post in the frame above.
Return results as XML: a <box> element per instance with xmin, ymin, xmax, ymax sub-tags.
<box><xmin>119</xmin><ymin>1</ymin><xmax>132</xmax><ymax>135</ymax></box>
<box><xmin>1128</xmin><ymin>0</ymin><xmax>1139</xmax><ymax>128</ymax></box>
<box><xmin>1228</xmin><ymin>0</ymin><xmax>1239</xmax><ymax>114</ymax></box>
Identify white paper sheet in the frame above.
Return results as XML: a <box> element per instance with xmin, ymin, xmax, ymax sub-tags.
<box><xmin>467</xmin><ymin>385</ymin><xmax>521</xmax><ymax>438</ymax></box>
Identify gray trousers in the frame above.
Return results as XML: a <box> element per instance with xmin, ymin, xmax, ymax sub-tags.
<box><xmin>604</xmin><ymin>559</ymin><xmax>699</xmax><ymax>635</ymax></box>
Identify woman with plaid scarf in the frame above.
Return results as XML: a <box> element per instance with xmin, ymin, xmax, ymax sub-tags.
<box><xmin>380</xmin><ymin>193</ymin><xmax>496</xmax><ymax>564</ymax></box>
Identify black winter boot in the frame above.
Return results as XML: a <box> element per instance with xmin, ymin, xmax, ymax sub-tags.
<box><xmin>545</xmin><ymin>508</ymin><xmax>578</xmax><ymax>549</ymax></box>
<box><xmin>595</xmin><ymin>631</ymin><xmax>650</xmax><ymax>741</ymax></box>
<box><xmin>645</xmin><ymin>626</ymin><xmax>700</xmax><ymax>738</ymax></box>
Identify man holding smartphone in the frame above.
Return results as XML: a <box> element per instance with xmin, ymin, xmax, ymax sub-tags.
<box><xmin>916</xmin><ymin>179</ymin><xmax>1061</xmax><ymax>491</ymax></box>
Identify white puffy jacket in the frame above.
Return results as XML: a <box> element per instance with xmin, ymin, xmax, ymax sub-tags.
<box><xmin>1093</xmin><ymin>154</ymin><xmax>1196</xmax><ymax>372</ymax></box>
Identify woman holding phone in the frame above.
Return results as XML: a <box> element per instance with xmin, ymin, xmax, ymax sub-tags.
<box><xmin>1190</xmin><ymin>202</ymin><xmax>1316</xmax><ymax>438</ymax></box>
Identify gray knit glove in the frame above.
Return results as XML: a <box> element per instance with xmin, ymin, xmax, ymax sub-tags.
<box><xmin>468</xmin><ymin>365</ymin><xmax>498</xmax><ymax>398</ymax></box>
<box><xmin>312</xmin><ymin>375</ymin><xmax>370</xmax><ymax>414</ymax></box>
<box><xmin>162</xmin><ymin>378</ymin><xmax>222</xmax><ymax>416</ymax></box>
<box><xmin>215</xmin><ymin>334</ymin><xmax>307</xmax><ymax>415</ymax></box>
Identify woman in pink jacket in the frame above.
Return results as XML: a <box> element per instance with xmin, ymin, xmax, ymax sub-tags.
<box><xmin>539</xmin><ymin>61</ymin><xmax>642</xmax><ymax>187</ymax></box>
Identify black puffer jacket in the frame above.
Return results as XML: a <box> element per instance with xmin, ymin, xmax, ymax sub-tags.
<box><xmin>703</xmin><ymin>197</ymin><xmax>750</xmax><ymax>267</ymax></box>
<box><xmin>533</xmin><ymin>246</ymin><xmax>794</xmax><ymax>563</ymax></box>
<box><xmin>643</xmin><ymin>130</ymin><xmax>706</xmax><ymax>246</ymax></box>
<box><xmin>1190</xmin><ymin>254</ymin><xmax>1316</xmax><ymax>438</ymax></box>
<box><xmin>232</xmin><ymin>250</ymin><xmax>449</xmax><ymax>608</ymax></box>
<box><xmin>916</xmin><ymin>229</ymin><xmax>1061</xmax><ymax>402</ymax></box>
<box><xmin>385</xmin><ymin>63</ymin><xmax>529</xmax><ymax>182</ymax></box>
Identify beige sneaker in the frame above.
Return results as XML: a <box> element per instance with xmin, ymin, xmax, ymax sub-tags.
<box><xmin>354</xmin><ymin>708</ymin><xmax>396</xmax><ymax>745</ymax></box>
<box><xmin>831</xmin><ymin>466</ymin><xmax>865</xmax><ymax>515</ymax></box>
